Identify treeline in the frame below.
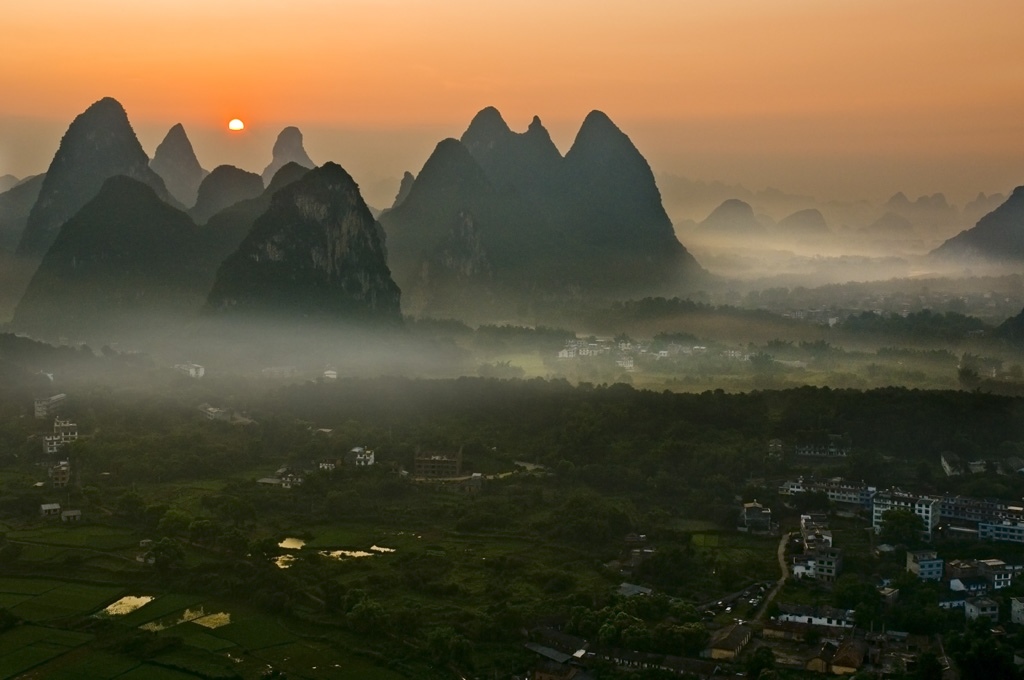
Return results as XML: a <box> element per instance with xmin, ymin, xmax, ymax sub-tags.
<box><xmin>841</xmin><ymin>309</ymin><xmax>990</xmax><ymax>341</ymax></box>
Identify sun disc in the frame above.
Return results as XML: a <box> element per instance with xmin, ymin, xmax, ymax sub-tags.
<box><xmin>228</xmin><ymin>118</ymin><xmax>245</xmax><ymax>131</ymax></box>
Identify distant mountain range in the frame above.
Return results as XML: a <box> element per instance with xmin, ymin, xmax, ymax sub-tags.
<box><xmin>9</xmin><ymin>98</ymin><xmax>401</xmax><ymax>336</ymax></box>
<box><xmin>380</xmin><ymin>107</ymin><xmax>704</xmax><ymax>315</ymax></box>
<box><xmin>4</xmin><ymin>94</ymin><xmax>1021</xmax><ymax>339</ymax></box>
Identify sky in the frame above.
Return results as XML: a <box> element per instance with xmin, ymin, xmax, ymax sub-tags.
<box><xmin>2</xmin><ymin>0</ymin><xmax>1023</xmax><ymax>207</ymax></box>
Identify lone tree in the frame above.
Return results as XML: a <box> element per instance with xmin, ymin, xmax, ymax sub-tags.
<box><xmin>879</xmin><ymin>508</ymin><xmax>925</xmax><ymax>547</ymax></box>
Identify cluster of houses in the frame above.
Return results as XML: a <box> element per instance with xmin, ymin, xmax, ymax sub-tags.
<box><xmin>257</xmin><ymin>447</ymin><xmax>381</xmax><ymax>489</ymax></box>
<box><xmin>941</xmin><ymin>451</ymin><xmax>1024</xmax><ymax>477</ymax></box>
<box><xmin>780</xmin><ymin>475</ymin><xmax>1024</xmax><ymax>545</ymax></box>
<box><xmin>555</xmin><ymin>338</ymin><xmax>747</xmax><ymax>372</ymax></box>
<box><xmin>790</xmin><ymin>513</ymin><xmax>844</xmax><ymax>583</ymax></box>
<box><xmin>903</xmin><ymin>550</ymin><xmax>1024</xmax><ymax>620</ymax></box>
<box><xmin>522</xmin><ymin>603</ymin><xmax>930</xmax><ymax>678</ymax></box>
<box><xmin>39</xmin><ymin>503</ymin><xmax>81</xmax><ymax>523</ymax></box>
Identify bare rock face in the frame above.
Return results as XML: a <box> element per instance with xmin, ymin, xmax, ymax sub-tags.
<box><xmin>261</xmin><ymin>126</ymin><xmax>315</xmax><ymax>186</ymax></box>
<box><xmin>150</xmin><ymin>123</ymin><xmax>207</xmax><ymax>207</ymax></box>
<box><xmin>207</xmin><ymin>162</ymin><xmax>401</xmax><ymax>322</ymax></box>
<box><xmin>18</xmin><ymin>97</ymin><xmax>175</xmax><ymax>256</ymax></box>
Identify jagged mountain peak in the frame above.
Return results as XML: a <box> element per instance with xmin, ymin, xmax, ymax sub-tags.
<box><xmin>150</xmin><ymin>123</ymin><xmax>206</xmax><ymax>207</ymax></box>
<box><xmin>17</xmin><ymin>96</ymin><xmax>174</xmax><ymax>256</ymax></box>
<box><xmin>261</xmin><ymin>126</ymin><xmax>315</xmax><ymax>186</ymax></box>
<box><xmin>462</xmin><ymin>107</ymin><xmax>513</xmax><ymax>148</ymax></box>
<box><xmin>391</xmin><ymin>171</ymin><xmax>415</xmax><ymax>209</ymax></box>
<box><xmin>207</xmin><ymin>161</ymin><xmax>401</xmax><ymax>321</ymax></box>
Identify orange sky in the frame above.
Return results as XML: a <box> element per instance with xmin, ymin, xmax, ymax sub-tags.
<box><xmin>2</xmin><ymin>0</ymin><xmax>1022</xmax><ymax>206</ymax></box>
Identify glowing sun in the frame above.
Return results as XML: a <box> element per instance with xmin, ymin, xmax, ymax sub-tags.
<box><xmin>228</xmin><ymin>118</ymin><xmax>245</xmax><ymax>131</ymax></box>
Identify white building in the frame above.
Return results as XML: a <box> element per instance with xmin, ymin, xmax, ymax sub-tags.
<box><xmin>34</xmin><ymin>394</ymin><xmax>66</xmax><ymax>419</ymax></box>
<box><xmin>43</xmin><ymin>418</ymin><xmax>78</xmax><ymax>455</ymax></box>
<box><xmin>175</xmin><ymin>363</ymin><xmax>205</xmax><ymax>378</ymax></box>
<box><xmin>347</xmin><ymin>447</ymin><xmax>375</xmax><ymax>467</ymax></box>
<box><xmin>872</xmin><ymin>490</ymin><xmax>942</xmax><ymax>541</ymax></box>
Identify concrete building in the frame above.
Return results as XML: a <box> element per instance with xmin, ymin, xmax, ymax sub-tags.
<box><xmin>872</xmin><ymin>490</ymin><xmax>941</xmax><ymax>541</ymax></box>
<box><xmin>174</xmin><ymin>363</ymin><xmax>205</xmax><ymax>378</ymax></box>
<box><xmin>49</xmin><ymin>461</ymin><xmax>71</xmax><ymax>488</ymax></box>
<box><xmin>34</xmin><ymin>394</ymin><xmax>66</xmax><ymax>419</ymax></box>
<box><xmin>906</xmin><ymin>550</ymin><xmax>944</xmax><ymax>581</ymax></box>
<box><xmin>345</xmin><ymin>446</ymin><xmax>375</xmax><ymax>467</ymax></box>
<box><xmin>964</xmin><ymin>596</ymin><xmax>999</xmax><ymax>622</ymax></box>
<box><xmin>1011</xmin><ymin>597</ymin><xmax>1024</xmax><ymax>625</ymax></box>
<box><xmin>43</xmin><ymin>418</ymin><xmax>77</xmax><ymax>455</ymax></box>
<box><xmin>414</xmin><ymin>449</ymin><xmax>463</xmax><ymax>478</ymax></box>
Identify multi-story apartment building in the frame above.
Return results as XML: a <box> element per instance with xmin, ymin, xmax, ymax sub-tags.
<box><xmin>906</xmin><ymin>550</ymin><xmax>944</xmax><ymax>581</ymax></box>
<box><xmin>872</xmin><ymin>490</ymin><xmax>941</xmax><ymax>541</ymax></box>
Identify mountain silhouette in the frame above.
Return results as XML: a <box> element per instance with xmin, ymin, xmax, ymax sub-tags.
<box><xmin>190</xmin><ymin>165</ymin><xmax>264</xmax><ymax>225</ymax></box>
<box><xmin>866</xmin><ymin>211</ymin><xmax>914</xmax><ymax>235</ymax></box>
<box><xmin>0</xmin><ymin>175</ymin><xmax>45</xmax><ymax>252</ymax></box>
<box><xmin>17</xmin><ymin>97</ymin><xmax>175</xmax><ymax>256</ymax></box>
<box><xmin>390</xmin><ymin>171</ymin><xmax>415</xmax><ymax>210</ymax></box>
<box><xmin>698</xmin><ymin>199</ymin><xmax>765</xmax><ymax>236</ymax></box>
<box><xmin>380</xmin><ymin>108</ymin><xmax>703</xmax><ymax>314</ymax></box>
<box><xmin>201</xmin><ymin>162</ymin><xmax>312</xmax><ymax>265</ymax></box>
<box><xmin>775</xmin><ymin>208</ymin><xmax>829</xmax><ymax>236</ymax></box>
<box><xmin>207</xmin><ymin>162</ymin><xmax>400</xmax><ymax>322</ymax></box>
<box><xmin>461</xmin><ymin>107</ymin><xmax>561</xmax><ymax>198</ymax></box>
<box><xmin>150</xmin><ymin>123</ymin><xmax>208</xmax><ymax>207</ymax></box>
<box><xmin>996</xmin><ymin>306</ymin><xmax>1024</xmax><ymax>344</ymax></box>
<box><xmin>13</xmin><ymin>176</ymin><xmax>209</xmax><ymax>335</ymax></box>
<box><xmin>261</xmin><ymin>127</ymin><xmax>315</xmax><ymax>186</ymax></box>
<box><xmin>932</xmin><ymin>186</ymin><xmax>1024</xmax><ymax>262</ymax></box>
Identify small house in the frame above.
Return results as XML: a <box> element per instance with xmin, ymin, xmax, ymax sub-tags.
<box><xmin>40</xmin><ymin>503</ymin><xmax>61</xmax><ymax>517</ymax></box>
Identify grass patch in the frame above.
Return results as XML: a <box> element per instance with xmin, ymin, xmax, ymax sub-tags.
<box><xmin>12</xmin><ymin>583</ymin><xmax>123</xmax><ymax>622</ymax></box>
<box><xmin>170</xmin><ymin>622</ymin><xmax>238</xmax><ymax>651</ymax></box>
<box><xmin>117</xmin><ymin>593</ymin><xmax>204</xmax><ymax>627</ymax></box>
<box><xmin>0</xmin><ymin>577</ymin><xmax>62</xmax><ymax>595</ymax></box>
<box><xmin>25</xmin><ymin>650</ymin><xmax>140</xmax><ymax>679</ymax></box>
<box><xmin>0</xmin><ymin>643</ymin><xmax>66</xmax><ymax>678</ymax></box>
<box><xmin>117</xmin><ymin>662</ymin><xmax>204</xmax><ymax>680</ymax></box>
<box><xmin>256</xmin><ymin>641</ymin><xmax>408</xmax><ymax>680</ymax></box>
<box><xmin>206</xmin><ymin>612</ymin><xmax>296</xmax><ymax>651</ymax></box>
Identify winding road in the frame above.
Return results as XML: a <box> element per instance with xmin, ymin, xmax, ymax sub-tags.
<box><xmin>754</xmin><ymin>531</ymin><xmax>791</xmax><ymax>621</ymax></box>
